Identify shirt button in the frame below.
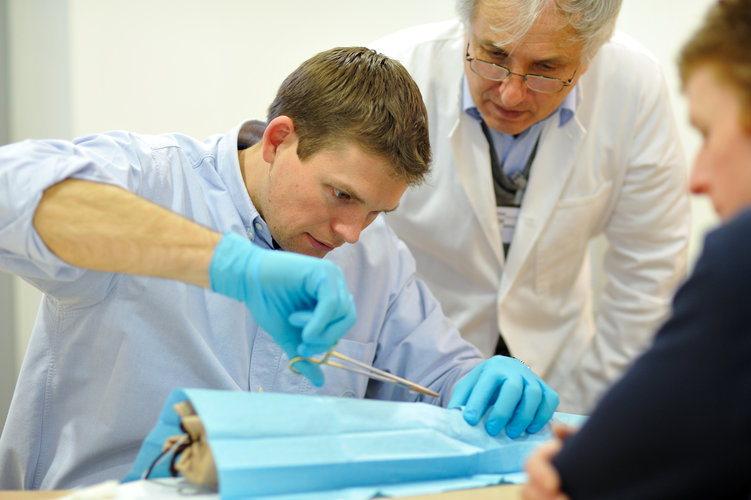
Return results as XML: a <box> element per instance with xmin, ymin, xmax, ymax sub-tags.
<box><xmin>254</xmin><ymin>222</ymin><xmax>263</xmax><ymax>232</ymax></box>
<box><xmin>247</xmin><ymin>230</ymin><xmax>255</xmax><ymax>241</ymax></box>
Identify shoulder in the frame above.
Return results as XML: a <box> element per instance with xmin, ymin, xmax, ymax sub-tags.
<box><xmin>576</xmin><ymin>31</ymin><xmax>674</xmax><ymax>132</ymax></box>
<box><xmin>586</xmin><ymin>31</ymin><xmax>662</xmax><ymax>85</ymax></box>
<box><xmin>706</xmin><ymin>209</ymin><xmax>751</xmax><ymax>246</ymax></box>
<box><xmin>668</xmin><ymin>210</ymin><xmax>751</xmax><ymax>324</ymax></box>
<box><xmin>86</xmin><ymin>129</ymin><xmax>225</xmax><ymax>170</ymax></box>
<box><xmin>599</xmin><ymin>31</ymin><xmax>661</xmax><ymax>68</ymax></box>
<box><xmin>582</xmin><ymin>30</ymin><xmax>665</xmax><ymax>96</ymax></box>
<box><xmin>371</xmin><ymin>19</ymin><xmax>464</xmax><ymax>73</ymax></box>
<box><xmin>371</xmin><ymin>19</ymin><xmax>462</xmax><ymax>55</ymax></box>
<box><xmin>73</xmin><ymin>130</ymin><xmax>177</xmax><ymax>151</ymax></box>
<box><xmin>698</xmin><ymin>210</ymin><xmax>751</xmax><ymax>281</ymax></box>
<box><xmin>371</xmin><ymin>20</ymin><xmax>465</xmax><ymax>104</ymax></box>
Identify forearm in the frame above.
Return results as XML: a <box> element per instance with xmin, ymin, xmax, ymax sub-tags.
<box><xmin>33</xmin><ymin>178</ymin><xmax>221</xmax><ymax>287</ymax></box>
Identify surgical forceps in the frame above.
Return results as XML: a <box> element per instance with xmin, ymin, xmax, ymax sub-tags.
<box><xmin>289</xmin><ymin>349</ymin><xmax>439</xmax><ymax>398</ymax></box>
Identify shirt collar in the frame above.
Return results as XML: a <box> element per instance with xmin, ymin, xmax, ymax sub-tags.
<box><xmin>216</xmin><ymin>120</ymin><xmax>275</xmax><ymax>249</ymax></box>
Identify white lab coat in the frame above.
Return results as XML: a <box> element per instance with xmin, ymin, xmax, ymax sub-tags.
<box><xmin>372</xmin><ymin>20</ymin><xmax>690</xmax><ymax>413</ymax></box>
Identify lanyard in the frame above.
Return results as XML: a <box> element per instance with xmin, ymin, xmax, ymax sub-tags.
<box><xmin>480</xmin><ymin>121</ymin><xmax>541</xmax><ymax>254</ymax></box>
<box><xmin>480</xmin><ymin>120</ymin><xmax>541</xmax><ymax>208</ymax></box>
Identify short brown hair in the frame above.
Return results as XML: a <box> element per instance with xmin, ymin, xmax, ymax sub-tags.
<box><xmin>679</xmin><ymin>0</ymin><xmax>751</xmax><ymax>131</ymax></box>
<box><xmin>267</xmin><ymin>47</ymin><xmax>431</xmax><ymax>185</ymax></box>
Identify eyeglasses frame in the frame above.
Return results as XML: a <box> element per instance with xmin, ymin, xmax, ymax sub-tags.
<box><xmin>464</xmin><ymin>41</ymin><xmax>578</xmax><ymax>94</ymax></box>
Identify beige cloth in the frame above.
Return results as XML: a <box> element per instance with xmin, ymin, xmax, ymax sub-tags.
<box><xmin>162</xmin><ymin>400</ymin><xmax>218</xmax><ymax>488</ymax></box>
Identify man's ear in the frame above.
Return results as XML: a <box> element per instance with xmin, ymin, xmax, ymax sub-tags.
<box><xmin>262</xmin><ymin>116</ymin><xmax>296</xmax><ymax>163</ymax></box>
<box><xmin>577</xmin><ymin>60</ymin><xmax>592</xmax><ymax>78</ymax></box>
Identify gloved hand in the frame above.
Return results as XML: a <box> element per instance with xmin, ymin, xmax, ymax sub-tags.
<box><xmin>209</xmin><ymin>232</ymin><xmax>357</xmax><ymax>386</ymax></box>
<box><xmin>448</xmin><ymin>356</ymin><xmax>559</xmax><ymax>439</ymax></box>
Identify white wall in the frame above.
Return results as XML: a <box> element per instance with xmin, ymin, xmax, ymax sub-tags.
<box><xmin>66</xmin><ymin>0</ymin><xmax>463</xmax><ymax>138</ymax></box>
<box><xmin>2</xmin><ymin>0</ymin><xmax>718</xmax><ymax>431</ymax></box>
<box><xmin>0</xmin><ymin>0</ymin><xmax>12</xmax><ymax>432</ymax></box>
<box><xmin>1</xmin><ymin>0</ymin><xmax>460</xmax><ymax>434</ymax></box>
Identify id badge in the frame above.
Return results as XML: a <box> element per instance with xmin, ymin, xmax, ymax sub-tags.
<box><xmin>496</xmin><ymin>206</ymin><xmax>519</xmax><ymax>245</ymax></box>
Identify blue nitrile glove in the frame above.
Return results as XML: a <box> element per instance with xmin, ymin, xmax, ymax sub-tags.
<box><xmin>209</xmin><ymin>232</ymin><xmax>357</xmax><ymax>386</ymax></box>
<box><xmin>448</xmin><ymin>356</ymin><xmax>559</xmax><ymax>439</ymax></box>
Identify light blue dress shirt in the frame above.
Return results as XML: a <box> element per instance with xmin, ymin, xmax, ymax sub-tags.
<box><xmin>0</xmin><ymin>122</ymin><xmax>483</xmax><ymax>489</ymax></box>
<box><xmin>461</xmin><ymin>75</ymin><xmax>579</xmax><ymax>176</ymax></box>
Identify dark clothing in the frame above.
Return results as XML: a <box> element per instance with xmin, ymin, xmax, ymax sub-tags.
<box><xmin>554</xmin><ymin>209</ymin><xmax>751</xmax><ymax>499</ymax></box>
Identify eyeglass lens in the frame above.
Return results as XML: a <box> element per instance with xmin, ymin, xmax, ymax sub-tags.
<box><xmin>468</xmin><ymin>60</ymin><xmax>565</xmax><ymax>93</ymax></box>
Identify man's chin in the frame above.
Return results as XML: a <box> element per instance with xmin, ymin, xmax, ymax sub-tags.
<box><xmin>283</xmin><ymin>242</ymin><xmax>329</xmax><ymax>258</ymax></box>
<box><xmin>305</xmin><ymin>249</ymin><xmax>329</xmax><ymax>258</ymax></box>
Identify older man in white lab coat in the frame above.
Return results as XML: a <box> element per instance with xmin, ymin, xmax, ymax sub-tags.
<box><xmin>371</xmin><ymin>0</ymin><xmax>690</xmax><ymax>413</ymax></box>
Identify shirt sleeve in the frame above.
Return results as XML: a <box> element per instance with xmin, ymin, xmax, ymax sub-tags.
<box><xmin>0</xmin><ymin>132</ymin><xmax>162</xmax><ymax>293</ymax></box>
<box><xmin>553</xmin><ymin>211</ymin><xmax>751</xmax><ymax>499</ymax></box>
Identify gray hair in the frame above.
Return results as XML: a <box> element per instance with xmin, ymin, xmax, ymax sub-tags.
<box><xmin>456</xmin><ymin>0</ymin><xmax>622</xmax><ymax>62</ymax></box>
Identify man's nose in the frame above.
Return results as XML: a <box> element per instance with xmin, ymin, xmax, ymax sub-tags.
<box><xmin>332</xmin><ymin>216</ymin><xmax>364</xmax><ymax>245</ymax></box>
<box><xmin>498</xmin><ymin>73</ymin><xmax>527</xmax><ymax>107</ymax></box>
<box><xmin>688</xmin><ymin>157</ymin><xmax>709</xmax><ymax>195</ymax></box>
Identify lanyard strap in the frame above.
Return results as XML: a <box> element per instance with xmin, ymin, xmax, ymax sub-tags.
<box><xmin>480</xmin><ymin>121</ymin><xmax>540</xmax><ymax>207</ymax></box>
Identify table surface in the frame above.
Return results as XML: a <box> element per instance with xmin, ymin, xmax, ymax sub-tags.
<box><xmin>0</xmin><ymin>484</ymin><xmax>522</xmax><ymax>499</ymax></box>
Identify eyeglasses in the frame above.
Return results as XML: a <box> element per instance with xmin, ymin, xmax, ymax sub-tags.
<box><xmin>465</xmin><ymin>42</ymin><xmax>577</xmax><ymax>94</ymax></box>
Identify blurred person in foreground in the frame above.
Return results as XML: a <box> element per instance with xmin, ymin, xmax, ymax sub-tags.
<box><xmin>522</xmin><ymin>0</ymin><xmax>751</xmax><ymax>497</ymax></box>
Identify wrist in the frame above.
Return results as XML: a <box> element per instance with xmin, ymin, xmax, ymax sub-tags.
<box><xmin>209</xmin><ymin>232</ymin><xmax>263</xmax><ymax>298</ymax></box>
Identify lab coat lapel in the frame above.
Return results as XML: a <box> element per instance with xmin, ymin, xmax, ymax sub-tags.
<box><xmin>499</xmin><ymin>116</ymin><xmax>586</xmax><ymax>301</ymax></box>
<box><xmin>449</xmin><ymin>114</ymin><xmax>505</xmax><ymax>266</ymax></box>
